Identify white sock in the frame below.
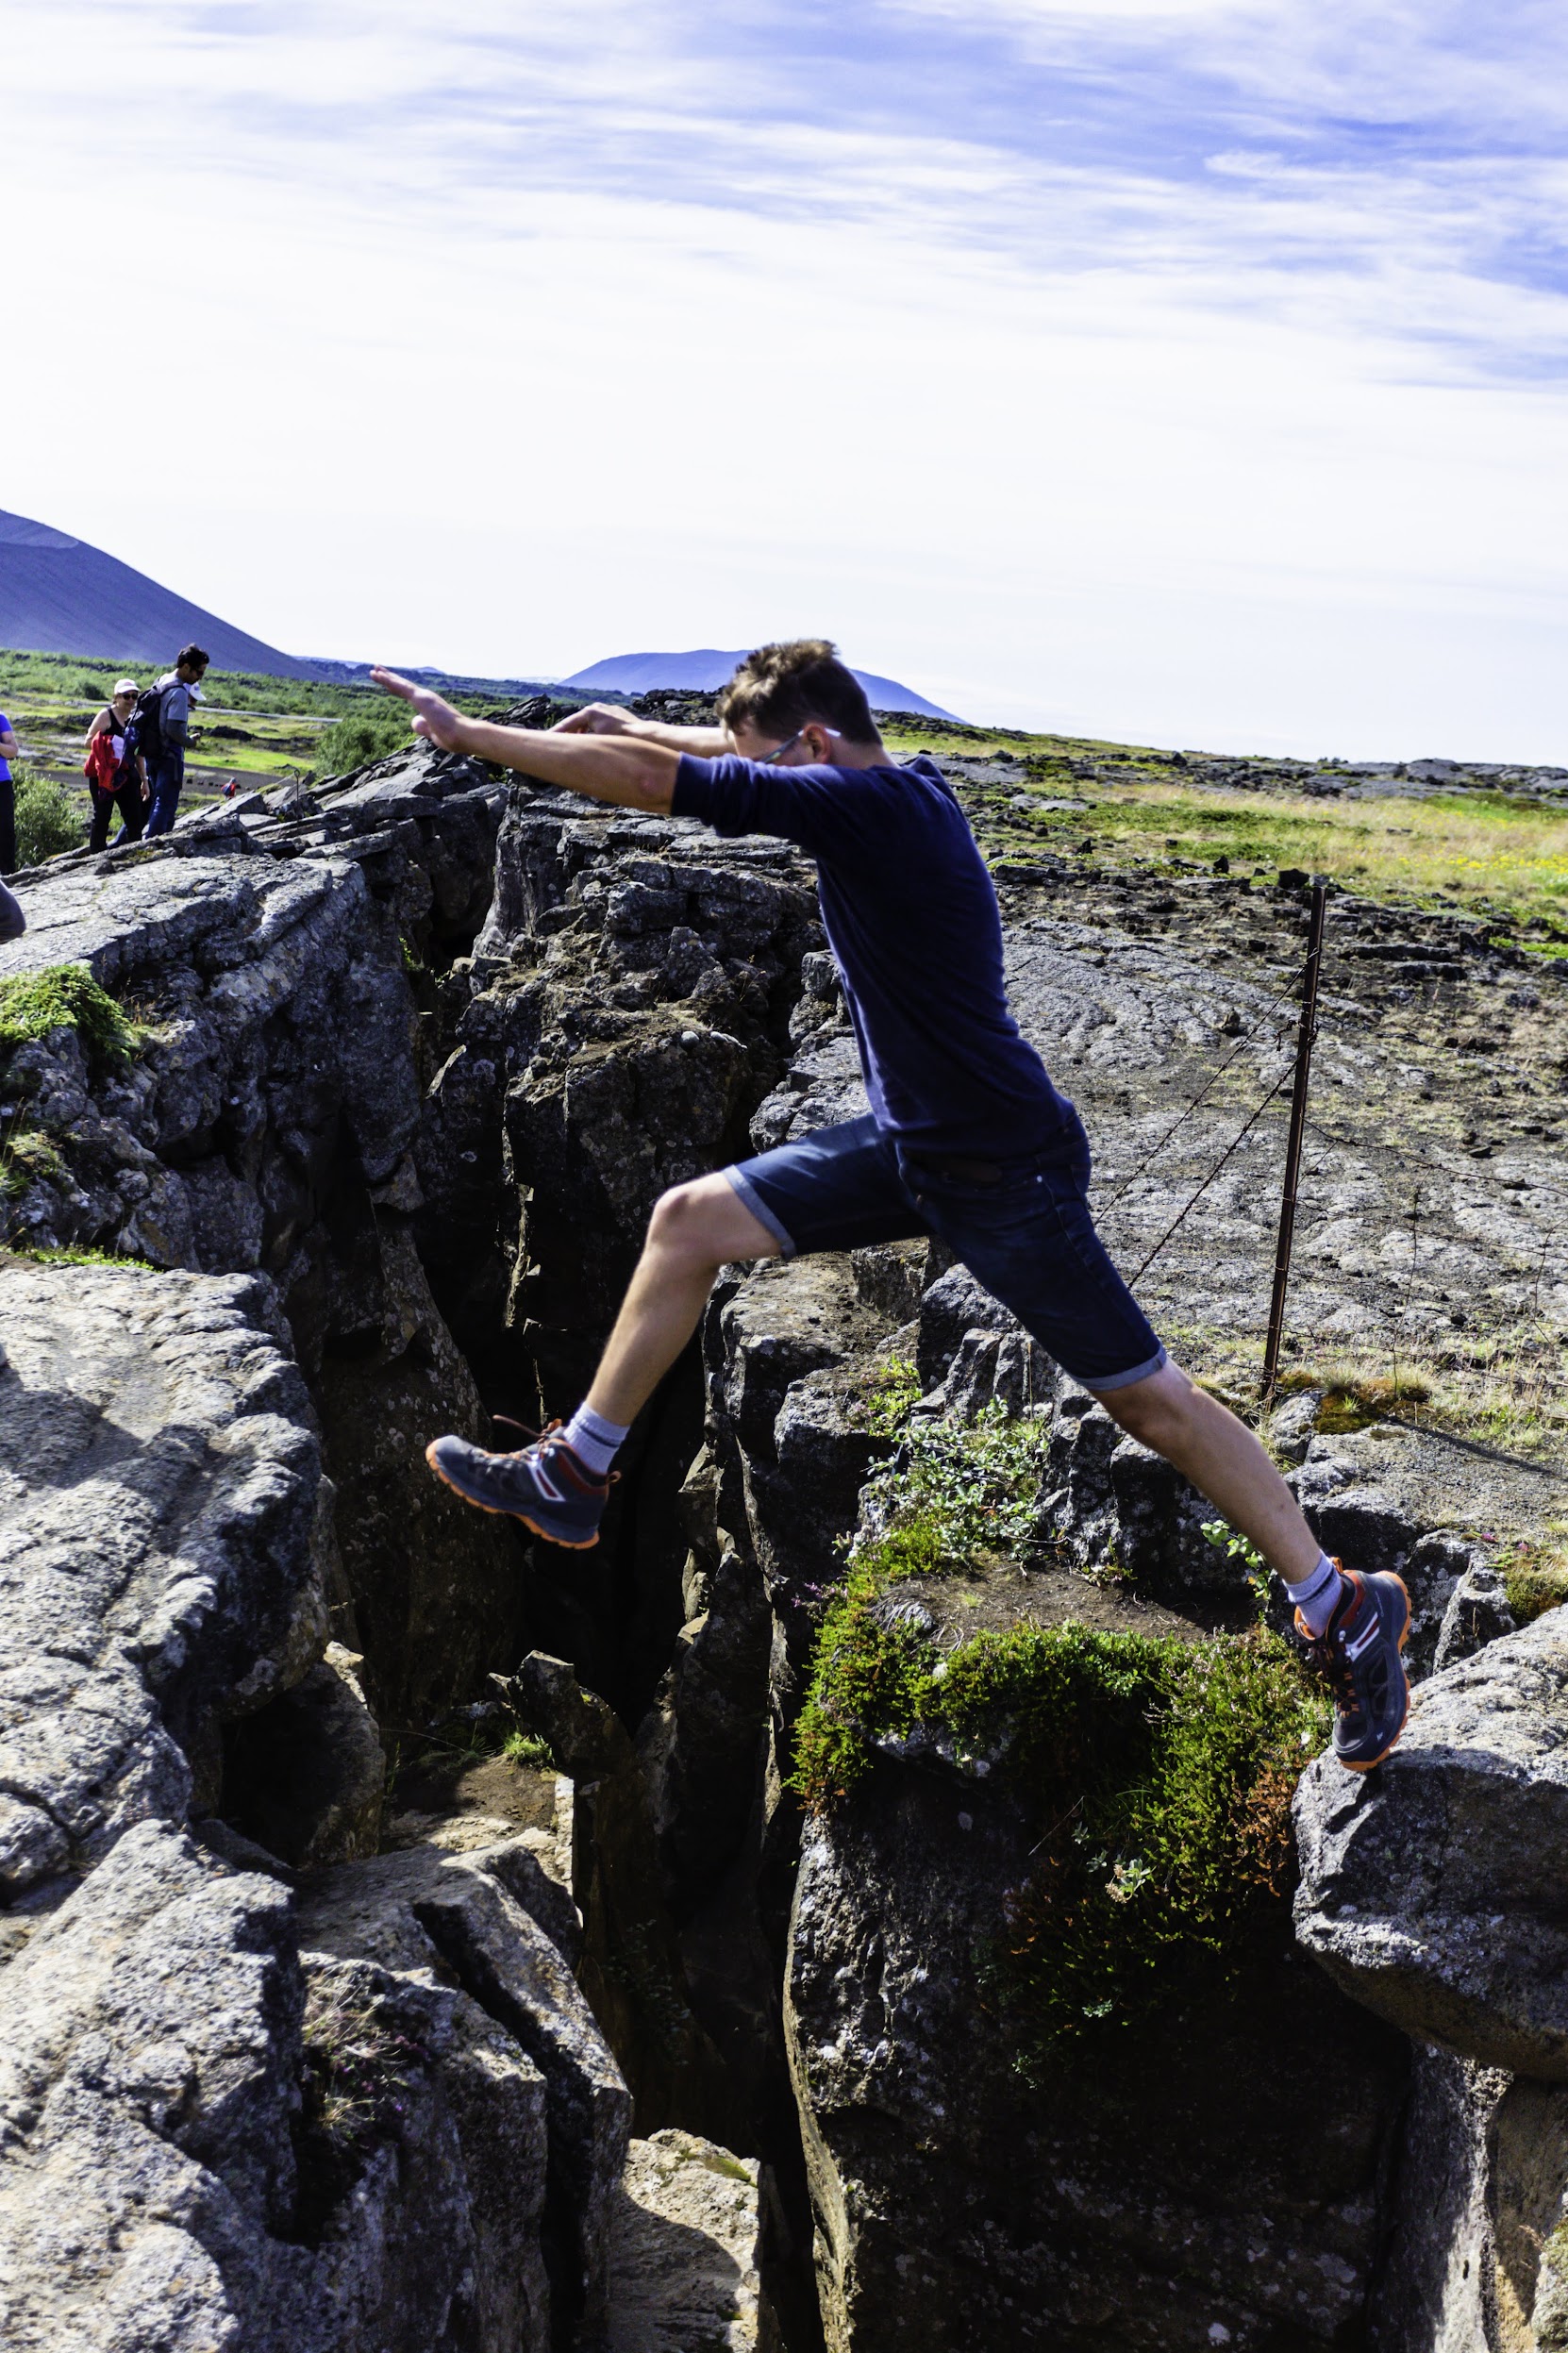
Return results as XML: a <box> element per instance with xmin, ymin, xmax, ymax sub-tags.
<box><xmin>560</xmin><ymin>1403</ymin><xmax>629</xmax><ymax>1478</ymax></box>
<box><xmin>1285</xmin><ymin>1551</ymin><xmax>1344</xmax><ymax>1638</ymax></box>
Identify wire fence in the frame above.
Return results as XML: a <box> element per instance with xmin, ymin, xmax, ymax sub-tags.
<box><xmin>1077</xmin><ymin>911</ymin><xmax>1322</xmax><ymax>1308</ymax></box>
<box><xmin>1076</xmin><ymin>903</ymin><xmax>1567</xmax><ymax>1460</ymax></box>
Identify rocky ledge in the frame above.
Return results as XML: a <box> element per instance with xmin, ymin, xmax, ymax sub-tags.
<box><xmin>0</xmin><ymin>758</ymin><xmax>775</xmax><ymax>2352</ymax></box>
<box><xmin>0</xmin><ymin>1255</ymin><xmax>625</xmax><ymax>2350</ymax></box>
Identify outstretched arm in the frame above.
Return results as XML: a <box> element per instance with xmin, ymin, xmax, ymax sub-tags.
<box><xmin>371</xmin><ymin>671</ymin><xmax>680</xmax><ymax>811</ymax></box>
<box><xmin>551</xmin><ymin>700</ymin><xmax>730</xmax><ymax>758</ymax></box>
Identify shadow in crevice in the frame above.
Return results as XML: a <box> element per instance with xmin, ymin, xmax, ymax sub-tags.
<box><xmin>604</xmin><ymin>2173</ymin><xmax>752</xmax><ymax>2350</ymax></box>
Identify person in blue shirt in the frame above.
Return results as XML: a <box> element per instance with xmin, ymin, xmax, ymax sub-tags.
<box><xmin>375</xmin><ymin>642</ymin><xmax>1410</xmax><ymax>1774</ymax></box>
<box><xmin>0</xmin><ymin>708</ymin><xmax>20</xmax><ymax>876</ymax></box>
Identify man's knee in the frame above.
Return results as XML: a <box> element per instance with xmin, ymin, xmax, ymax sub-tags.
<box><xmin>646</xmin><ymin>1179</ymin><xmax>723</xmax><ymax>1270</ymax></box>
<box><xmin>645</xmin><ymin>1172</ymin><xmax>780</xmax><ymax>1274</ymax></box>
<box><xmin>1096</xmin><ymin>1360</ymin><xmax>1196</xmax><ymax>1449</ymax></box>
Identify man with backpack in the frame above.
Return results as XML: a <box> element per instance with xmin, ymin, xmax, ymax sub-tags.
<box><xmin>85</xmin><ymin>679</ymin><xmax>148</xmax><ymax>851</ymax></box>
<box><xmin>136</xmin><ymin>644</ymin><xmax>209</xmax><ymax>838</ymax></box>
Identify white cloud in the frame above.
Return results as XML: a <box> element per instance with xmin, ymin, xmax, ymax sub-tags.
<box><xmin>0</xmin><ymin>0</ymin><xmax>1565</xmax><ymax>757</ymax></box>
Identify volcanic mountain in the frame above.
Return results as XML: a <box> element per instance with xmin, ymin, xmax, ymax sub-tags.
<box><xmin>559</xmin><ymin>646</ymin><xmax>958</xmax><ymax>720</ymax></box>
<box><xmin>0</xmin><ymin>507</ymin><xmax>320</xmax><ymax>678</ymax></box>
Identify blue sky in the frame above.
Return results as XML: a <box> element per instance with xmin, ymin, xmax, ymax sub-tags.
<box><xmin>4</xmin><ymin>0</ymin><xmax>1567</xmax><ymax>753</ymax></box>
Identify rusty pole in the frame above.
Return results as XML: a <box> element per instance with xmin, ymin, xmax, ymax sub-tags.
<box><xmin>1261</xmin><ymin>880</ymin><xmax>1327</xmax><ymax>1401</ymax></box>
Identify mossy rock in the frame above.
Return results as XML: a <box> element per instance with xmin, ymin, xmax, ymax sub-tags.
<box><xmin>793</xmin><ymin>1557</ymin><xmax>1328</xmax><ymax>2058</ymax></box>
<box><xmin>0</xmin><ymin>964</ymin><xmax>146</xmax><ymax>1069</ymax></box>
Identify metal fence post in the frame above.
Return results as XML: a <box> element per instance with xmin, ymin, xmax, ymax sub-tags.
<box><xmin>1261</xmin><ymin>880</ymin><xmax>1327</xmax><ymax>1402</ymax></box>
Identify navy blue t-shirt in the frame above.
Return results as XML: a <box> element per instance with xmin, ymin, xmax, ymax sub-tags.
<box><xmin>671</xmin><ymin>752</ymin><xmax>1074</xmax><ymax>1157</ymax></box>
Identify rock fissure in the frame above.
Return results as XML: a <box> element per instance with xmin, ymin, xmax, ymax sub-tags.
<box><xmin>4</xmin><ymin>730</ymin><xmax>1568</xmax><ymax>2347</ymax></box>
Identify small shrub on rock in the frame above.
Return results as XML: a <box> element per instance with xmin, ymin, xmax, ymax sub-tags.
<box><xmin>860</xmin><ymin>1370</ymin><xmax>1048</xmax><ymax>1561</ymax></box>
<box><xmin>795</xmin><ymin>1581</ymin><xmax>1327</xmax><ymax>2052</ymax></box>
<box><xmin>974</xmin><ymin>1623</ymin><xmax>1327</xmax><ymax>2054</ymax></box>
<box><xmin>295</xmin><ymin>1986</ymin><xmax>430</xmax><ymax>2239</ymax></box>
<box><xmin>1493</xmin><ymin>1534</ymin><xmax>1568</xmax><ymax>1625</ymax></box>
<box><xmin>313</xmin><ymin>699</ymin><xmax>424</xmax><ymax>779</ymax></box>
<box><xmin>0</xmin><ymin>1123</ymin><xmax>66</xmax><ymax>1202</ymax></box>
<box><xmin>10</xmin><ymin>766</ymin><xmax>82</xmax><ymax>867</ymax></box>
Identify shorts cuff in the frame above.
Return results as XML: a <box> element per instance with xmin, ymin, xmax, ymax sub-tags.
<box><xmin>724</xmin><ymin>1165</ymin><xmax>796</xmax><ymax>1260</ymax></box>
<box><xmin>1079</xmin><ymin>1343</ymin><xmax>1168</xmax><ymax>1394</ymax></box>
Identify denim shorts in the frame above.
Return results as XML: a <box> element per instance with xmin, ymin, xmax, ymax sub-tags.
<box><xmin>725</xmin><ymin>1113</ymin><xmax>1166</xmax><ymax>1393</ymax></box>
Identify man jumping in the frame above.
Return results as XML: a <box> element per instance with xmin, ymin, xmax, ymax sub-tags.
<box><xmin>374</xmin><ymin>642</ymin><xmax>1410</xmax><ymax>1773</ymax></box>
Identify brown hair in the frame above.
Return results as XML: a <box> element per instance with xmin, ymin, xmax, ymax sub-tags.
<box><xmin>719</xmin><ymin>639</ymin><xmax>876</xmax><ymax>746</ymax></box>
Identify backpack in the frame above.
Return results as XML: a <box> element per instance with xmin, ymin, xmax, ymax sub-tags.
<box><xmin>125</xmin><ymin>682</ymin><xmax>172</xmax><ymax>765</ymax></box>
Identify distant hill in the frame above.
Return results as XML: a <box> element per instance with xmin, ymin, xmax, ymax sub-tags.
<box><xmin>559</xmin><ymin>647</ymin><xmax>958</xmax><ymax>721</ymax></box>
<box><xmin>0</xmin><ymin>512</ymin><xmax>962</xmax><ymax>719</ymax></box>
<box><xmin>0</xmin><ymin>508</ymin><xmax>322</xmax><ymax>679</ymax></box>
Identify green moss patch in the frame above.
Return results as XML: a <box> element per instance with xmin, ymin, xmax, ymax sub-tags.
<box><xmin>0</xmin><ymin>964</ymin><xmax>146</xmax><ymax>1068</ymax></box>
<box><xmin>2</xmin><ymin>1243</ymin><xmax>148</xmax><ymax>1270</ymax></box>
<box><xmin>1274</xmin><ymin>1366</ymin><xmax>1431</xmax><ymax>1435</ymax></box>
<box><xmin>1492</xmin><ymin>1535</ymin><xmax>1568</xmax><ymax>1625</ymax></box>
<box><xmin>976</xmin><ymin>1623</ymin><xmax>1327</xmax><ymax>2050</ymax></box>
<box><xmin>794</xmin><ymin>1372</ymin><xmax>1327</xmax><ymax>2055</ymax></box>
<box><xmin>794</xmin><ymin>1572</ymin><xmax>1327</xmax><ymax>2049</ymax></box>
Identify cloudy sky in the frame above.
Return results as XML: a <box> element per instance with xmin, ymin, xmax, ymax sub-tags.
<box><xmin>4</xmin><ymin>1</ymin><xmax>1566</xmax><ymax>753</ymax></box>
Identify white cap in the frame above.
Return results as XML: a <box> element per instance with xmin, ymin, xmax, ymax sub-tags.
<box><xmin>114</xmin><ymin>677</ymin><xmax>139</xmax><ymax>697</ymax></box>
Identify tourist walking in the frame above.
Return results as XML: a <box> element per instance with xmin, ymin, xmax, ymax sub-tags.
<box><xmin>0</xmin><ymin>706</ymin><xmax>18</xmax><ymax>875</ymax></box>
<box><xmin>85</xmin><ymin>678</ymin><xmax>149</xmax><ymax>850</ymax></box>
<box><xmin>140</xmin><ymin>644</ymin><xmax>209</xmax><ymax>838</ymax></box>
<box><xmin>378</xmin><ymin>642</ymin><xmax>1412</xmax><ymax>1776</ymax></box>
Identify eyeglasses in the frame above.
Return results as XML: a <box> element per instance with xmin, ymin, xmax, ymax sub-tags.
<box><xmin>760</xmin><ymin>726</ymin><xmax>842</xmax><ymax>765</ymax></box>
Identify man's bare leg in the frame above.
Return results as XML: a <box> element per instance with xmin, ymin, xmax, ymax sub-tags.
<box><xmin>1097</xmin><ymin>1355</ymin><xmax>1414</xmax><ymax>1767</ymax></box>
<box><xmin>585</xmin><ymin>1173</ymin><xmax>782</xmax><ymax>1426</ymax></box>
<box><xmin>425</xmin><ymin>1172</ymin><xmax>779</xmax><ymax>1545</ymax></box>
<box><xmin>1093</xmin><ymin>1358</ymin><xmax>1320</xmax><ymax>1582</ymax></box>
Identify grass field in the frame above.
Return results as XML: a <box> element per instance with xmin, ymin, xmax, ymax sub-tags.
<box><xmin>0</xmin><ymin>646</ymin><xmax>530</xmax><ymax>792</ymax></box>
<box><xmin>0</xmin><ymin>646</ymin><xmax>528</xmax><ymax>721</ymax></box>
<box><xmin>0</xmin><ymin>646</ymin><xmax>383</xmax><ymax>720</ymax></box>
<box><xmin>995</xmin><ymin>777</ymin><xmax>1568</xmax><ymax>943</ymax></box>
<box><xmin>878</xmin><ymin>719</ymin><xmax>1568</xmax><ymax>945</ymax></box>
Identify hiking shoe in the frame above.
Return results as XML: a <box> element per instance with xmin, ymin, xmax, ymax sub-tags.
<box><xmin>1299</xmin><ymin>1566</ymin><xmax>1411</xmax><ymax>1772</ymax></box>
<box><xmin>425</xmin><ymin>1425</ymin><xmax>610</xmax><ymax>1550</ymax></box>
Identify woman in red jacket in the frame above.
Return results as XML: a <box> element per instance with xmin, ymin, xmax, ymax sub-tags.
<box><xmin>84</xmin><ymin>678</ymin><xmax>148</xmax><ymax>850</ymax></box>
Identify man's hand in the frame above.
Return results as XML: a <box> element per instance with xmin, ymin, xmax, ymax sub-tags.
<box><xmin>359</xmin><ymin>678</ymin><xmax>680</xmax><ymax>812</ymax></box>
<box><xmin>550</xmin><ymin>699</ymin><xmax>731</xmax><ymax>758</ymax></box>
<box><xmin>371</xmin><ymin>668</ymin><xmax>472</xmax><ymax>754</ymax></box>
<box><xmin>551</xmin><ymin>702</ymin><xmax>640</xmax><ymax>738</ymax></box>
